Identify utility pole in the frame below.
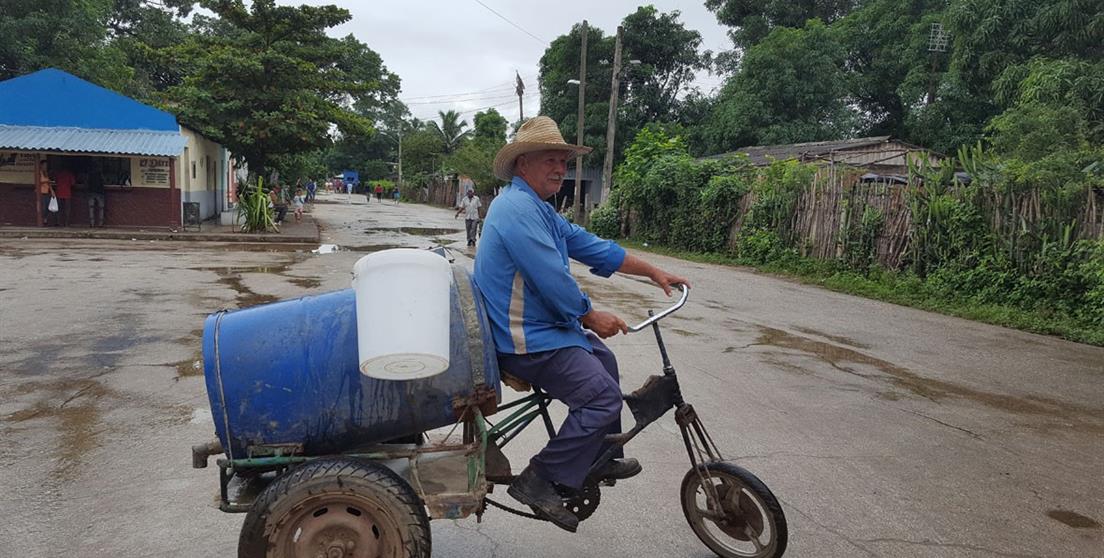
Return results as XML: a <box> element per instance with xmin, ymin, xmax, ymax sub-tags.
<box><xmin>516</xmin><ymin>71</ymin><xmax>525</xmax><ymax>121</ymax></box>
<box><xmin>600</xmin><ymin>25</ymin><xmax>623</xmax><ymax>209</ymax></box>
<box><xmin>397</xmin><ymin>123</ymin><xmax>403</xmax><ymax>190</ymax></box>
<box><xmin>573</xmin><ymin>20</ymin><xmax>588</xmax><ymax>225</ymax></box>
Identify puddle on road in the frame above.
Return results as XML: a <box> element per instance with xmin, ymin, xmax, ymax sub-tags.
<box><xmin>364</xmin><ymin>227</ymin><xmax>463</xmax><ymax>236</ymax></box>
<box><xmin>3</xmin><ymin>378</ymin><xmax>109</xmax><ymax>483</ymax></box>
<box><xmin>342</xmin><ymin>244</ymin><xmax>407</xmax><ymax>253</ymax></box>
<box><xmin>288</xmin><ymin>277</ymin><xmax>322</xmax><ymax>289</ymax></box>
<box><xmin>791</xmin><ymin>325</ymin><xmax>871</xmax><ymax>349</ymax></box>
<box><xmin>175</xmin><ymin>352</ymin><xmax>205</xmax><ymax>379</ymax></box>
<box><xmin>195</xmin><ymin>264</ymin><xmax>292</xmax><ymax>308</ymax></box>
<box><xmin>1047</xmin><ymin>510</ymin><xmax>1101</xmax><ymax>529</ymax></box>
<box><xmin>755</xmin><ymin>326</ymin><xmax>1104</xmax><ymax>430</ymax></box>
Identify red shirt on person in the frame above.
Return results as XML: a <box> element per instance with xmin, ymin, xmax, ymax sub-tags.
<box><xmin>54</xmin><ymin>169</ymin><xmax>75</xmax><ymax>199</ymax></box>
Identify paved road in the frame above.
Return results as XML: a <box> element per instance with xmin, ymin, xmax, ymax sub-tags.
<box><xmin>1</xmin><ymin>193</ymin><xmax>1101</xmax><ymax>557</ymax></box>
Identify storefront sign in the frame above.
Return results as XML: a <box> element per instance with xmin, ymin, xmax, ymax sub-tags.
<box><xmin>138</xmin><ymin>158</ymin><xmax>171</xmax><ymax>186</ymax></box>
<box><xmin>0</xmin><ymin>151</ymin><xmax>37</xmax><ymax>184</ymax></box>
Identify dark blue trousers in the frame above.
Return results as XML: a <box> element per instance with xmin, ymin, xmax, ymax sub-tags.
<box><xmin>498</xmin><ymin>333</ymin><xmax>624</xmax><ymax>489</ymax></box>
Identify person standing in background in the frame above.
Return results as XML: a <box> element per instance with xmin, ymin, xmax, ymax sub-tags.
<box><xmin>87</xmin><ymin>161</ymin><xmax>106</xmax><ymax>227</ymax></box>
<box><xmin>454</xmin><ymin>188</ymin><xmax>482</xmax><ymax>246</ymax></box>
<box><xmin>375</xmin><ymin>182</ymin><xmax>383</xmax><ymax>203</ymax></box>
<box><xmin>305</xmin><ymin>179</ymin><xmax>316</xmax><ymax>204</ymax></box>
<box><xmin>54</xmin><ymin>165</ymin><xmax>75</xmax><ymax>227</ymax></box>
<box><xmin>37</xmin><ymin>160</ymin><xmax>55</xmax><ymax>226</ymax></box>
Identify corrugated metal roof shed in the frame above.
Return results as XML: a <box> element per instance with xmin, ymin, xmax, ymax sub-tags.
<box><xmin>0</xmin><ymin>125</ymin><xmax>187</xmax><ymax>157</ymax></box>
<box><xmin>0</xmin><ymin>68</ymin><xmax>186</xmax><ymax>157</ymax></box>
<box><xmin>707</xmin><ymin>136</ymin><xmax>894</xmax><ymax>165</ymax></box>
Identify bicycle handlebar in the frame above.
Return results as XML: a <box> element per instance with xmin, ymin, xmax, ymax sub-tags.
<box><xmin>627</xmin><ymin>283</ymin><xmax>690</xmax><ymax>333</ymax></box>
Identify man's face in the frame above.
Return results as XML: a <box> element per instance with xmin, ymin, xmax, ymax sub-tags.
<box><xmin>516</xmin><ymin>150</ymin><xmax>570</xmax><ymax>200</ymax></box>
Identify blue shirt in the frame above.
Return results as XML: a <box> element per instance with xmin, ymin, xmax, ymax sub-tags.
<box><xmin>474</xmin><ymin>177</ymin><xmax>626</xmax><ymax>355</ymax></box>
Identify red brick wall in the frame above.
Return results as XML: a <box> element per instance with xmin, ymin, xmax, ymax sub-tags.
<box><xmin>0</xmin><ymin>183</ymin><xmax>180</xmax><ymax>228</ymax></box>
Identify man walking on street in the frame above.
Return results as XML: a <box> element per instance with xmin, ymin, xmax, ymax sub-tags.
<box><xmin>473</xmin><ymin>116</ymin><xmax>689</xmax><ymax>532</ymax></box>
<box><xmin>455</xmin><ymin>188</ymin><xmax>482</xmax><ymax>246</ymax></box>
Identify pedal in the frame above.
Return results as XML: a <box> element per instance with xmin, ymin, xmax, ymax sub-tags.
<box><xmin>600</xmin><ymin>478</ymin><xmax>617</xmax><ymax>487</ymax></box>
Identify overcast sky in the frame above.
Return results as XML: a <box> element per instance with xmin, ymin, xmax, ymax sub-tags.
<box><xmin>287</xmin><ymin>1</ymin><xmax>733</xmax><ymax>125</ymax></box>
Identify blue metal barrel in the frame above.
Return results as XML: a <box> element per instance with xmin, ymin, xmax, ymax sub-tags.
<box><xmin>202</xmin><ymin>266</ymin><xmax>500</xmax><ymax>460</ymax></box>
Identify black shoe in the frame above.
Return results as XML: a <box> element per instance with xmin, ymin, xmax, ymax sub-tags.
<box><xmin>593</xmin><ymin>458</ymin><xmax>642</xmax><ymax>482</ymax></box>
<box><xmin>507</xmin><ymin>466</ymin><xmax>579</xmax><ymax>532</ymax></box>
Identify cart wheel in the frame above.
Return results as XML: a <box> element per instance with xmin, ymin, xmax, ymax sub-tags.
<box><xmin>239</xmin><ymin>458</ymin><xmax>430</xmax><ymax>558</ymax></box>
<box><xmin>680</xmin><ymin>461</ymin><xmax>787</xmax><ymax>558</ymax></box>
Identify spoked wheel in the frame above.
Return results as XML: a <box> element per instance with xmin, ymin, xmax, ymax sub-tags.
<box><xmin>681</xmin><ymin>461</ymin><xmax>787</xmax><ymax>558</ymax></box>
<box><xmin>238</xmin><ymin>458</ymin><xmax>431</xmax><ymax>558</ymax></box>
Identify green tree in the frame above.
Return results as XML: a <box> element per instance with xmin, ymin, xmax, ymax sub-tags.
<box><xmin>704</xmin><ymin>0</ymin><xmax>860</xmax><ymax>48</ymax></box>
<box><xmin>833</xmin><ymin>0</ymin><xmax>946</xmax><ymax>137</ymax></box>
<box><xmin>160</xmin><ymin>0</ymin><xmax>399</xmax><ymax>181</ymax></box>
<box><xmin>0</xmin><ymin>0</ymin><xmax>131</xmax><ymax>88</ymax></box>
<box><xmin>538</xmin><ymin>22</ymin><xmax>613</xmax><ymax>167</ymax></box>
<box><xmin>620</xmin><ymin>6</ymin><xmax>709</xmax><ymax>123</ymax></box>
<box><xmin>446</xmin><ymin>139</ymin><xmax>500</xmax><ymax>195</ymax></box>
<box><xmin>539</xmin><ymin>10</ymin><xmax>709</xmax><ymax>168</ymax></box>
<box><xmin>401</xmin><ymin>123</ymin><xmax>447</xmax><ymax>181</ymax></box>
<box><xmin>699</xmin><ymin>19</ymin><xmax>855</xmax><ymax>154</ymax></box>
<box><xmin>429</xmin><ymin>109</ymin><xmax>471</xmax><ymax>155</ymax></box>
<box><xmin>472</xmin><ymin>108</ymin><xmax>508</xmax><ymax>143</ymax></box>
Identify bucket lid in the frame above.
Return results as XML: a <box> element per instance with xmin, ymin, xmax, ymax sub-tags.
<box><xmin>360</xmin><ymin>353</ymin><xmax>449</xmax><ymax>381</ymax></box>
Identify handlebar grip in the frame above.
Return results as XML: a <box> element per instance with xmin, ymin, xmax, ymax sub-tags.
<box><xmin>627</xmin><ymin>283</ymin><xmax>690</xmax><ymax>333</ymax></box>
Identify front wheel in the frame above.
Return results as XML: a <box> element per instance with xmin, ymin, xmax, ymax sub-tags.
<box><xmin>681</xmin><ymin>461</ymin><xmax>787</xmax><ymax>558</ymax></box>
<box><xmin>239</xmin><ymin>458</ymin><xmax>431</xmax><ymax>558</ymax></box>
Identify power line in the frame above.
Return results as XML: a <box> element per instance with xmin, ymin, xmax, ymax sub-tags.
<box><xmin>404</xmin><ymin>93</ymin><xmax>520</xmax><ymax>106</ymax></box>
<box><xmin>399</xmin><ymin>74</ymin><xmax>538</xmax><ymax>103</ymax></box>
<box><xmin>413</xmin><ymin>93</ymin><xmax>539</xmax><ymax>121</ymax></box>
<box><xmin>470</xmin><ymin>0</ymin><xmax>547</xmax><ymax>45</ymax></box>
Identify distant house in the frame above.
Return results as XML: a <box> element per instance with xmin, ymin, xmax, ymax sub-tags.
<box><xmin>706</xmin><ymin>136</ymin><xmax>941</xmax><ymax>177</ymax></box>
<box><xmin>0</xmin><ymin>68</ymin><xmax>233</xmax><ymax>228</ymax></box>
<box><xmin>555</xmin><ymin>165</ymin><xmax>604</xmax><ymax>212</ymax></box>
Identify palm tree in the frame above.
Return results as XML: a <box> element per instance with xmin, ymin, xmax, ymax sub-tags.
<box><xmin>430</xmin><ymin>110</ymin><xmax>471</xmax><ymax>154</ymax></box>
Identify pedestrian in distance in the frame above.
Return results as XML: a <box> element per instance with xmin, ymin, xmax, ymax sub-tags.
<box><xmin>293</xmin><ymin>187</ymin><xmax>306</xmax><ymax>223</ymax></box>
<box><xmin>87</xmin><ymin>160</ymin><xmax>106</xmax><ymax>227</ymax></box>
<box><xmin>473</xmin><ymin>116</ymin><xmax>689</xmax><ymax>532</ymax></box>
<box><xmin>37</xmin><ymin>160</ymin><xmax>57</xmax><ymax>226</ymax></box>
<box><xmin>393</xmin><ymin>186</ymin><xmax>400</xmax><ymax>204</ymax></box>
<box><xmin>375</xmin><ymin>182</ymin><xmax>383</xmax><ymax>203</ymax></box>
<box><xmin>269</xmin><ymin>186</ymin><xmax>289</xmax><ymax>225</ymax></box>
<box><xmin>53</xmin><ymin>165</ymin><xmax>75</xmax><ymax>227</ymax></box>
<box><xmin>305</xmin><ymin>179</ymin><xmax>317</xmax><ymax>204</ymax></box>
<box><xmin>455</xmin><ymin>188</ymin><xmax>482</xmax><ymax>247</ymax></box>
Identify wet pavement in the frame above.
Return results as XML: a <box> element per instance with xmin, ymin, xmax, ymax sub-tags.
<box><xmin>0</xmin><ymin>190</ymin><xmax>1101</xmax><ymax>557</ymax></box>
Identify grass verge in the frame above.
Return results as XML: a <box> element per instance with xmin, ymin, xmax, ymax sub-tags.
<box><xmin>620</xmin><ymin>240</ymin><xmax>1104</xmax><ymax>347</ymax></box>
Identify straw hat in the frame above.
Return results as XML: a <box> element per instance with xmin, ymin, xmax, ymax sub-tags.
<box><xmin>492</xmin><ymin>116</ymin><xmax>592</xmax><ymax>181</ymax></box>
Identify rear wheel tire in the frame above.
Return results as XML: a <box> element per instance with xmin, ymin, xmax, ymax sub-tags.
<box><xmin>680</xmin><ymin>461</ymin><xmax>787</xmax><ymax>558</ymax></box>
<box><xmin>238</xmin><ymin>458</ymin><xmax>430</xmax><ymax>558</ymax></box>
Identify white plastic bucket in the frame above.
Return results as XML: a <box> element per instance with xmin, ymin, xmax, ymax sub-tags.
<box><xmin>351</xmin><ymin>249</ymin><xmax>452</xmax><ymax>380</ymax></box>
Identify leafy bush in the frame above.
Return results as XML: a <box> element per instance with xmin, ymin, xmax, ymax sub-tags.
<box><xmin>236</xmin><ymin>177</ymin><xmax>277</xmax><ymax>233</ymax></box>
<box><xmin>588</xmin><ymin>202</ymin><xmax>621</xmax><ymax>239</ymax></box>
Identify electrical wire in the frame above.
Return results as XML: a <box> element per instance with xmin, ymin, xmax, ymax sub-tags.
<box><xmin>470</xmin><ymin>0</ymin><xmax>547</xmax><ymax>45</ymax></box>
<box><xmin>412</xmin><ymin>93</ymin><xmax>539</xmax><ymax>121</ymax></box>
<box><xmin>405</xmin><ymin>93</ymin><xmax>520</xmax><ymax>106</ymax></box>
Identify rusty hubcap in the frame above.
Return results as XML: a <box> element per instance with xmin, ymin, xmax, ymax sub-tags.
<box><xmin>272</xmin><ymin>495</ymin><xmax>399</xmax><ymax>558</ymax></box>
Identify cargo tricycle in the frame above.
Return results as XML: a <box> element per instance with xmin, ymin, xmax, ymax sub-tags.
<box><xmin>192</xmin><ymin>264</ymin><xmax>787</xmax><ymax>558</ymax></box>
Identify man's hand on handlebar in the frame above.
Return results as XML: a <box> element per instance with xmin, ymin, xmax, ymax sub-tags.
<box><xmin>650</xmin><ymin>269</ymin><xmax>691</xmax><ymax>297</ymax></box>
<box><xmin>581</xmin><ymin>309</ymin><xmax>628</xmax><ymax>339</ymax></box>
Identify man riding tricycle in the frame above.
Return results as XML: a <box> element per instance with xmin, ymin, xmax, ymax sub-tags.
<box><xmin>191</xmin><ymin>116</ymin><xmax>787</xmax><ymax>558</ymax></box>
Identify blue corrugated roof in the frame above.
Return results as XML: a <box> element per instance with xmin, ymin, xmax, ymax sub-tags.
<box><xmin>0</xmin><ymin>69</ymin><xmax>179</xmax><ymax>131</ymax></box>
<box><xmin>0</xmin><ymin>125</ymin><xmax>186</xmax><ymax>157</ymax></box>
